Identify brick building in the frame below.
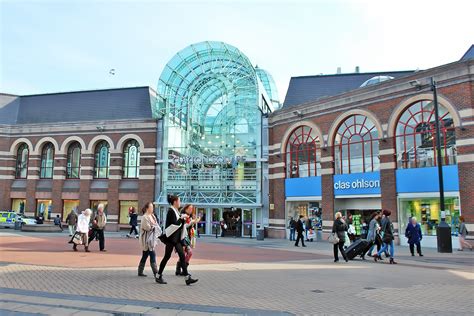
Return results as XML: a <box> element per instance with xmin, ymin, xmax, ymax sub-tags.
<box><xmin>0</xmin><ymin>87</ymin><xmax>158</xmax><ymax>231</ymax></box>
<box><xmin>266</xmin><ymin>50</ymin><xmax>473</xmax><ymax>247</ymax></box>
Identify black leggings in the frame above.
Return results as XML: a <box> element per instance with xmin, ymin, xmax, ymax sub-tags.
<box><xmin>129</xmin><ymin>225</ymin><xmax>138</xmax><ymax>235</ymax></box>
<box><xmin>158</xmin><ymin>243</ymin><xmax>189</xmax><ymax>276</ymax></box>
<box><xmin>334</xmin><ymin>241</ymin><xmax>347</xmax><ymax>261</ymax></box>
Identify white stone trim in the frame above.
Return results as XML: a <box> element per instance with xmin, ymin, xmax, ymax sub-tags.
<box><xmin>320</xmin><ymin>168</ymin><xmax>334</xmax><ymax>175</ymax></box>
<box><xmin>285</xmin><ymin>196</ymin><xmax>322</xmax><ymax>201</ymax></box>
<box><xmin>0</xmin><ymin>175</ymin><xmax>14</xmax><ymax>179</ymax></box>
<box><xmin>0</xmin><ymin>167</ymin><xmax>14</xmax><ymax>171</ymax></box>
<box><xmin>268</xmin><ymin>173</ymin><xmax>285</xmax><ymax>180</ymax></box>
<box><xmin>29</xmin><ymin>175</ymin><xmax>39</xmax><ymax>180</ymax></box>
<box><xmin>269</xmin><ymin>218</ymin><xmax>286</xmax><ymax>225</ymax></box>
<box><xmin>87</xmin><ymin>135</ymin><xmax>115</xmax><ymax>152</ymax></box>
<box><xmin>456</xmin><ymin>138</ymin><xmax>474</xmax><ymax>146</ymax></box>
<box><xmin>321</xmin><ymin>156</ymin><xmax>333</xmax><ymax>162</ymax></box>
<box><xmin>107</xmin><ymin>214</ymin><xmax>118</xmax><ymax>220</ymax></box>
<box><xmin>463</xmin><ymin>121</ymin><xmax>474</xmax><ymax>126</ymax></box>
<box><xmin>279</xmin><ymin>120</ymin><xmax>324</xmax><ymax>154</ymax></box>
<box><xmin>8</xmin><ymin>138</ymin><xmax>34</xmax><ymax>155</ymax></box>
<box><xmin>379</xmin><ymin>148</ymin><xmax>395</xmax><ymax>155</ymax></box>
<box><xmin>269</xmin><ymin>162</ymin><xmax>285</xmax><ymax>169</ymax></box>
<box><xmin>379</xmin><ymin>162</ymin><xmax>396</xmax><ymax>170</ymax></box>
<box><xmin>116</xmin><ymin>134</ymin><xmax>146</xmax><ymax>152</ymax></box>
<box><xmin>139</xmin><ymin>175</ymin><xmax>155</xmax><ymax>180</ymax></box>
<box><xmin>81</xmin><ymin>175</ymin><xmax>93</xmax><ymax>180</ymax></box>
<box><xmin>58</xmin><ymin>136</ymin><xmax>88</xmax><ymax>155</ymax></box>
<box><xmin>457</xmin><ymin>154</ymin><xmax>474</xmax><ymax>163</ymax></box>
<box><xmin>53</xmin><ymin>175</ymin><xmax>66</xmax><ymax>180</ymax></box>
<box><xmin>33</xmin><ymin>137</ymin><xmax>60</xmax><ymax>155</ymax></box>
<box><xmin>459</xmin><ymin>108</ymin><xmax>474</xmax><ymax>118</ymax></box>
<box><xmin>55</xmin><ymin>167</ymin><xmax>66</xmax><ymax>171</ymax></box>
<box><xmin>268</xmin><ymin>143</ymin><xmax>281</xmax><ymax>151</ymax></box>
<box><xmin>81</xmin><ymin>166</ymin><xmax>94</xmax><ymax>171</ymax></box>
<box><xmin>109</xmin><ymin>175</ymin><xmax>122</xmax><ymax>180</ymax></box>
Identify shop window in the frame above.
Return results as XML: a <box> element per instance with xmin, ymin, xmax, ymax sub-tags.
<box><xmin>66</xmin><ymin>142</ymin><xmax>81</xmax><ymax>179</ymax></box>
<box><xmin>63</xmin><ymin>200</ymin><xmax>80</xmax><ymax>220</ymax></box>
<box><xmin>40</xmin><ymin>143</ymin><xmax>54</xmax><ymax>179</ymax></box>
<box><xmin>285</xmin><ymin>125</ymin><xmax>321</xmax><ymax>178</ymax></box>
<box><xmin>37</xmin><ymin>199</ymin><xmax>52</xmax><ymax>220</ymax></box>
<box><xmin>399</xmin><ymin>196</ymin><xmax>460</xmax><ymax>236</ymax></box>
<box><xmin>90</xmin><ymin>200</ymin><xmax>108</xmax><ymax>215</ymax></box>
<box><xmin>94</xmin><ymin>141</ymin><xmax>110</xmax><ymax>179</ymax></box>
<box><xmin>395</xmin><ymin>100</ymin><xmax>456</xmax><ymax>169</ymax></box>
<box><xmin>119</xmin><ymin>200</ymin><xmax>138</xmax><ymax>224</ymax></box>
<box><xmin>334</xmin><ymin>115</ymin><xmax>379</xmax><ymax>174</ymax></box>
<box><xmin>286</xmin><ymin>201</ymin><xmax>322</xmax><ymax>228</ymax></box>
<box><xmin>15</xmin><ymin>143</ymin><xmax>29</xmax><ymax>179</ymax></box>
<box><xmin>11</xmin><ymin>199</ymin><xmax>26</xmax><ymax>214</ymax></box>
<box><xmin>123</xmin><ymin>140</ymin><xmax>140</xmax><ymax>178</ymax></box>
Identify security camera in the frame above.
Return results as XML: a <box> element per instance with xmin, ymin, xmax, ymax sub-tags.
<box><xmin>293</xmin><ymin>110</ymin><xmax>303</xmax><ymax>117</ymax></box>
<box><xmin>409</xmin><ymin>80</ymin><xmax>422</xmax><ymax>87</ymax></box>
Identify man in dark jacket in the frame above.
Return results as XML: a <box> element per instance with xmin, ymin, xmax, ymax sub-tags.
<box><xmin>405</xmin><ymin>216</ymin><xmax>423</xmax><ymax>256</ymax></box>
<box><xmin>289</xmin><ymin>217</ymin><xmax>296</xmax><ymax>241</ymax></box>
<box><xmin>66</xmin><ymin>210</ymin><xmax>77</xmax><ymax>236</ymax></box>
<box><xmin>294</xmin><ymin>215</ymin><xmax>306</xmax><ymax>247</ymax></box>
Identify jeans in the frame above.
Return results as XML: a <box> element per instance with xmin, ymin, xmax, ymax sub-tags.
<box><xmin>139</xmin><ymin>250</ymin><xmax>156</xmax><ymax>266</ymax></box>
<box><xmin>377</xmin><ymin>240</ymin><xmax>394</xmax><ymax>258</ymax></box>
<box><xmin>333</xmin><ymin>240</ymin><xmax>347</xmax><ymax>261</ymax></box>
<box><xmin>289</xmin><ymin>228</ymin><xmax>295</xmax><ymax>241</ymax></box>
<box><xmin>129</xmin><ymin>225</ymin><xmax>138</xmax><ymax>235</ymax></box>
<box><xmin>88</xmin><ymin>229</ymin><xmax>105</xmax><ymax>251</ymax></box>
<box><xmin>68</xmin><ymin>225</ymin><xmax>75</xmax><ymax>236</ymax></box>
<box><xmin>158</xmin><ymin>243</ymin><xmax>189</xmax><ymax>276</ymax></box>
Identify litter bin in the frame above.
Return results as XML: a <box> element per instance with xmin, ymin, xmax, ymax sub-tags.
<box><xmin>256</xmin><ymin>229</ymin><xmax>264</xmax><ymax>241</ymax></box>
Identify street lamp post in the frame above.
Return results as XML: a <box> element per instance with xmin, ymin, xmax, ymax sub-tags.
<box><xmin>431</xmin><ymin>77</ymin><xmax>452</xmax><ymax>253</ymax></box>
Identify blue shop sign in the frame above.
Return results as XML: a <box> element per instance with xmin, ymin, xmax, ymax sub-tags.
<box><xmin>285</xmin><ymin>176</ymin><xmax>322</xmax><ymax>197</ymax></box>
<box><xmin>396</xmin><ymin>165</ymin><xmax>459</xmax><ymax>193</ymax></box>
<box><xmin>333</xmin><ymin>172</ymin><xmax>381</xmax><ymax>196</ymax></box>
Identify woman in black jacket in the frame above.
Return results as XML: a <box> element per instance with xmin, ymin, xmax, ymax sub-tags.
<box><xmin>332</xmin><ymin>212</ymin><xmax>348</xmax><ymax>262</ymax></box>
<box><xmin>127</xmin><ymin>207</ymin><xmax>139</xmax><ymax>238</ymax></box>
<box><xmin>156</xmin><ymin>195</ymin><xmax>198</xmax><ymax>285</ymax></box>
<box><xmin>374</xmin><ymin>210</ymin><xmax>397</xmax><ymax>264</ymax></box>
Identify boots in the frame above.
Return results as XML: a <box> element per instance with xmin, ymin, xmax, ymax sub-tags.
<box><xmin>85</xmin><ymin>246</ymin><xmax>90</xmax><ymax>252</ymax></box>
<box><xmin>185</xmin><ymin>275</ymin><xmax>198</xmax><ymax>286</ymax></box>
<box><xmin>155</xmin><ymin>275</ymin><xmax>167</xmax><ymax>284</ymax></box>
<box><xmin>175</xmin><ymin>262</ymin><xmax>182</xmax><ymax>276</ymax></box>
<box><xmin>389</xmin><ymin>258</ymin><xmax>397</xmax><ymax>264</ymax></box>
<box><xmin>73</xmin><ymin>244</ymin><xmax>77</xmax><ymax>251</ymax></box>
<box><xmin>151</xmin><ymin>263</ymin><xmax>158</xmax><ymax>278</ymax></box>
<box><xmin>138</xmin><ymin>263</ymin><xmax>147</xmax><ymax>277</ymax></box>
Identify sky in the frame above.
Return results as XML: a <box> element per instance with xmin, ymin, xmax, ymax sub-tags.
<box><xmin>1</xmin><ymin>0</ymin><xmax>473</xmax><ymax>102</ymax></box>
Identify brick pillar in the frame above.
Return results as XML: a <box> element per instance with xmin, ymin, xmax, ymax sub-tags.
<box><xmin>379</xmin><ymin>137</ymin><xmax>397</xmax><ymax>218</ymax></box>
<box><xmin>26</xmin><ymin>155</ymin><xmax>40</xmax><ymax>216</ymax></box>
<box><xmin>79</xmin><ymin>154</ymin><xmax>94</xmax><ymax>212</ymax></box>
<box><xmin>320</xmin><ymin>146</ymin><xmax>334</xmax><ymax>229</ymax></box>
<box><xmin>107</xmin><ymin>152</ymin><xmax>121</xmax><ymax>231</ymax></box>
<box><xmin>457</xmin><ymin>126</ymin><xmax>474</xmax><ymax>223</ymax></box>
<box><xmin>0</xmin><ymin>150</ymin><xmax>14</xmax><ymax>211</ymax></box>
<box><xmin>52</xmin><ymin>153</ymin><xmax>66</xmax><ymax>219</ymax></box>
<box><xmin>138</xmin><ymin>155</ymin><xmax>155</xmax><ymax>211</ymax></box>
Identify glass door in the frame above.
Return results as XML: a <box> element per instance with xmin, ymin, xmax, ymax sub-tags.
<box><xmin>211</xmin><ymin>208</ymin><xmax>222</xmax><ymax>236</ymax></box>
<box><xmin>243</xmin><ymin>208</ymin><xmax>253</xmax><ymax>237</ymax></box>
<box><xmin>196</xmin><ymin>207</ymin><xmax>206</xmax><ymax>236</ymax></box>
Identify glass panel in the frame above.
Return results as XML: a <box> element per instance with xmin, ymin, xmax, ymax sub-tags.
<box><xmin>94</xmin><ymin>142</ymin><xmax>110</xmax><ymax>179</ymax></box>
<box><xmin>119</xmin><ymin>200</ymin><xmax>138</xmax><ymax>224</ymax></box>
<box><xmin>67</xmin><ymin>143</ymin><xmax>81</xmax><ymax>179</ymax></box>
<box><xmin>11</xmin><ymin>199</ymin><xmax>26</xmax><ymax>214</ymax></box>
<box><xmin>63</xmin><ymin>200</ymin><xmax>79</xmax><ymax>220</ymax></box>
<box><xmin>211</xmin><ymin>208</ymin><xmax>221</xmax><ymax>236</ymax></box>
<box><xmin>196</xmin><ymin>208</ymin><xmax>206</xmax><ymax>235</ymax></box>
<box><xmin>90</xmin><ymin>200</ymin><xmax>108</xmax><ymax>215</ymax></box>
<box><xmin>243</xmin><ymin>209</ymin><xmax>253</xmax><ymax>237</ymax></box>
<box><xmin>40</xmin><ymin>144</ymin><xmax>54</xmax><ymax>179</ymax></box>
<box><xmin>36</xmin><ymin>199</ymin><xmax>52</xmax><ymax>220</ymax></box>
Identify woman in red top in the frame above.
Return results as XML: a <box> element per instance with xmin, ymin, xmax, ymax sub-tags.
<box><xmin>176</xmin><ymin>204</ymin><xmax>200</xmax><ymax>276</ymax></box>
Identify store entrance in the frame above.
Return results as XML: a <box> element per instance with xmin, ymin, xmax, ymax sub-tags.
<box><xmin>343</xmin><ymin>209</ymin><xmax>381</xmax><ymax>239</ymax></box>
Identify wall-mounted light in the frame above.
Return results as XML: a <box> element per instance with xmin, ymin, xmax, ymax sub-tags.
<box><xmin>409</xmin><ymin>79</ymin><xmax>423</xmax><ymax>90</ymax></box>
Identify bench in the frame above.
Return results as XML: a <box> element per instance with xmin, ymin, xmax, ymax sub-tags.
<box><xmin>21</xmin><ymin>224</ymin><xmax>62</xmax><ymax>232</ymax></box>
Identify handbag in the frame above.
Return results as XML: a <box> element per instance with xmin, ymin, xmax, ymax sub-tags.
<box><xmin>328</xmin><ymin>232</ymin><xmax>340</xmax><ymax>244</ymax></box>
<box><xmin>72</xmin><ymin>232</ymin><xmax>83</xmax><ymax>245</ymax></box>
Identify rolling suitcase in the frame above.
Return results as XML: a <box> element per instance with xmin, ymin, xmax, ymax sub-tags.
<box><xmin>345</xmin><ymin>239</ymin><xmax>370</xmax><ymax>260</ymax></box>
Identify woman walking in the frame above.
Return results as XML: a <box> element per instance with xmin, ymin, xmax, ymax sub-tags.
<box><xmin>73</xmin><ymin>209</ymin><xmax>92</xmax><ymax>252</ymax></box>
<box><xmin>332</xmin><ymin>212</ymin><xmax>348</xmax><ymax>262</ymax></box>
<box><xmin>156</xmin><ymin>195</ymin><xmax>198</xmax><ymax>285</ymax></box>
<box><xmin>127</xmin><ymin>207</ymin><xmax>139</xmax><ymax>238</ymax></box>
<box><xmin>405</xmin><ymin>217</ymin><xmax>423</xmax><ymax>256</ymax></box>
<box><xmin>458</xmin><ymin>216</ymin><xmax>472</xmax><ymax>251</ymax></box>
<box><xmin>364</xmin><ymin>212</ymin><xmax>382</xmax><ymax>259</ymax></box>
<box><xmin>176</xmin><ymin>204</ymin><xmax>201</xmax><ymax>276</ymax></box>
<box><xmin>374</xmin><ymin>210</ymin><xmax>397</xmax><ymax>264</ymax></box>
<box><xmin>137</xmin><ymin>202</ymin><xmax>160</xmax><ymax>277</ymax></box>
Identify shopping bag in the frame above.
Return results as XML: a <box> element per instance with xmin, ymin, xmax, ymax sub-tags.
<box><xmin>72</xmin><ymin>232</ymin><xmax>83</xmax><ymax>245</ymax></box>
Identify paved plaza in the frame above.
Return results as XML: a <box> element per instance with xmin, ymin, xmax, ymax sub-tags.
<box><xmin>0</xmin><ymin>231</ymin><xmax>473</xmax><ymax>315</ymax></box>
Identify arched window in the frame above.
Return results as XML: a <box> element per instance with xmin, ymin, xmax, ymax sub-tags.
<box><xmin>395</xmin><ymin>100</ymin><xmax>456</xmax><ymax>169</ymax></box>
<box><xmin>40</xmin><ymin>143</ymin><xmax>55</xmax><ymax>178</ymax></box>
<box><xmin>15</xmin><ymin>143</ymin><xmax>29</xmax><ymax>179</ymax></box>
<box><xmin>66</xmin><ymin>142</ymin><xmax>81</xmax><ymax>179</ymax></box>
<box><xmin>334</xmin><ymin>115</ymin><xmax>379</xmax><ymax>174</ymax></box>
<box><xmin>123</xmin><ymin>139</ymin><xmax>140</xmax><ymax>178</ymax></box>
<box><xmin>285</xmin><ymin>126</ymin><xmax>320</xmax><ymax>178</ymax></box>
<box><xmin>94</xmin><ymin>141</ymin><xmax>110</xmax><ymax>179</ymax></box>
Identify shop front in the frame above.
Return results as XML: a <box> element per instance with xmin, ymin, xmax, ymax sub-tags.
<box><xmin>285</xmin><ymin>176</ymin><xmax>322</xmax><ymax>237</ymax></box>
<box><xmin>333</xmin><ymin>172</ymin><xmax>381</xmax><ymax>238</ymax></box>
<box><xmin>396</xmin><ymin>165</ymin><xmax>461</xmax><ymax>248</ymax></box>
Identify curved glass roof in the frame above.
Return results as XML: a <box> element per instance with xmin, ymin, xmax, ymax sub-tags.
<box><xmin>360</xmin><ymin>75</ymin><xmax>394</xmax><ymax>88</ymax></box>
<box><xmin>255</xmin><ymin>67</ymin><xmax>280</xmax><ymax>110</ymax></box>
<box><xmin>157</xmin><ymin>41</ymin><xmax>262</xmax><ymax>129</ymax></box>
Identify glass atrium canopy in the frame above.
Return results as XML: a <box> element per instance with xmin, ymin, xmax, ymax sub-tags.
<box><xmin>156</xmin><ymin>41</ymin><xmax>279</xmax><ymax>206</ymax></box>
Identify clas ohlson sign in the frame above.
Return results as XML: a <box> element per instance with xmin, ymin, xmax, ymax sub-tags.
<box><xmin>333</xmin><ymin>171</ymin><xmax>381</xmax><ymax>196</ymax></box>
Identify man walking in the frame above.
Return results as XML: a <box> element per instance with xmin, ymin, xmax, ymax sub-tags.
<box><xmin>405</xmin><ymin>217</ymin><xmax>423</xmax><ymax>257</ymax></box>
<box><xmin>294</xmin><ymin>215</ymin><xmax>306</xmax><ymax>247</ymax></box>
<box><xmin>289</xmin><ymin>217</ymin><xmax>296</xmax><ymax>241</ymax></box>
<box><xmin>88</xmin><ymin>204</ymin><xmax>107</xmax><ymax>252</ymax></box>
<box><xmin>66</xmin><ymin>209</ymin><xmax>77</xmax><ymax>236</ymax></box>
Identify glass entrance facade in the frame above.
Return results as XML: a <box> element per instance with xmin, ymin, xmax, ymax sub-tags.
<box><xmin>154</xmin><ymin>41</ymin><xmax>279</xmax><ymax>236</ymax></box>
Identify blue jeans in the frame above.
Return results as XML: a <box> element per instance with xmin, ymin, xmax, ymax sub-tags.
<box><xmin>289</xmin><ymin>228</ymin><xmax>295</xmax><ymax>241</ymax></box>
<box><xmin>377</xmin><ymin>240</ymin><xmax>394</xmax><ymax>258</ymax></box>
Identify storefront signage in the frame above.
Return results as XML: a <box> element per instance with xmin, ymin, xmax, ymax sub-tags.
<box><xmin>333</xmin><ymin>172</ymin><xmax>381</xmax><ymax>196</ymax></box>
<box><xmin>396</xmin><ymin>165</ymin><xmax>459</xmax><ymax>193</ymax></box>
<box><xmin>171</xmin><ymin>155</ymin><xmax>246</xmax><ymax>165</ymax></box>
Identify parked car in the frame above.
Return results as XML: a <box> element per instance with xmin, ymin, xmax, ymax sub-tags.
<box><xmin>0</xmin><ymin>211</ymin><xmax>17</xmax><ymax>228</ymax></box>
<box><xmin>15</xmin><ymin>214</ymin><xmax>37</xmax><ymax>226</ymax></box>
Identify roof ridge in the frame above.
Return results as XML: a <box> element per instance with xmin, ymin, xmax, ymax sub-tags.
<box><xmin>291</xmin><ymin>70</ymin><xmax>415</xmax><ymax>79</ymax></box>
<box><xmin>19</xmin><ymin>86</ymin><xmax>153</xmax><ymax>97</ymax></box>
